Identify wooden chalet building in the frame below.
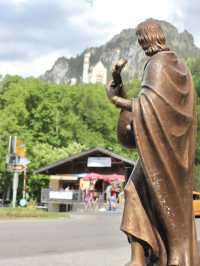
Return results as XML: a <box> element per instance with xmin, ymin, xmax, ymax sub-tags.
<box><xmin>36</xmin><ymin>147</ymin><xmax>135</xmax><ymax>212</ymax></box>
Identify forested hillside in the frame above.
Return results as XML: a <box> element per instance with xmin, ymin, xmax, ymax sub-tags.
<box><xmin>0</xmin><ymin>57</ymin><xmax>200</xmax><ymax>200</ymax></box>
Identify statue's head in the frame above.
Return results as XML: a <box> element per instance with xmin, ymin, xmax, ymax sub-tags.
<box><xmin>136</xmin><ymin>19</ymin><xmax>169</xmax><ymax>56</ymax></box>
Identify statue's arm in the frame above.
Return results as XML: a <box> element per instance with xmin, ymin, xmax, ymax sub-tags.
<box><xmin>112</xmin><ymin>95</ymin><xmax>132</xmax><ymax>111</ymax></box>
<box><xmin>117</xmin><ymin>109</ymin><xmax>136</xmax><ymax>149</ymax></box>
<box><xmin>106</xmin><ymin>58</ymin><xmax>132</xmax><ymax>112</ymax></box>
<box><xmin>106</xmin><ymin>59</ymin><xmax>136</xmax><ymax>148</ymax></box>
<box><xmin>106</xmin><ymin>80</ymin><xmax>132</xmax><ymax>111</ymax></box>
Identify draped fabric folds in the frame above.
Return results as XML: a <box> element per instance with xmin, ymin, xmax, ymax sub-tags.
<box><xmin>121</xmin><ymin>51</ymin><xmax>200</xmax><ymax>265</ymax></box>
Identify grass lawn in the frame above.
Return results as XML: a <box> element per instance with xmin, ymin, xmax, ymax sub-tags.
<box><xmin>0</xmin><ymin>207</ymin><xmax>69</xmax><ymax>219</ymax></box>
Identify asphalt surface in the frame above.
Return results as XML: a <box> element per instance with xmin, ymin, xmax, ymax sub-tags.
<box><xmin>0</xmin><ymin>212</ymin><xmax>199</xmax><ymax>266</ymax></box>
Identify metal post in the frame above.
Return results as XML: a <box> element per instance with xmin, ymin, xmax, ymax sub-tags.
<box><xmin>22</xmin><ymin>168</ymin><xmax>27</xmax><ymax>199</ymax></box>
<box><xmin>12</xmin><ymin>172</ymin><xmax>19</xmax><ymax>208</ymax></box>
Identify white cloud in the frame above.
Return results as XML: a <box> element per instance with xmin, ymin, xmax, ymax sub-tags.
<box><xmin>0</xmin><ymin>49</ymin><xmax>70</xmax><ymax>77</ymax></box>
<box><xmin>69</xmin><ymin>0</ymin><xmax>173</xmax><ymax>43</ymax></box>
<box><xmin>11</xmin><ymin>0</ymin><xmax>28</xmax><ymax>5</ymax></box>
<box><xmin>167</xmin><ymin>0</ymin><xmax>200</xmax><ymax>46</ymax></box>
<box><xmin>0</xmin><ymin>0</ymin><xmax>199</xmax><ymax>77</ymax></box>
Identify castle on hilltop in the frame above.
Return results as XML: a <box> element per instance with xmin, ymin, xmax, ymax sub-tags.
<box><xmin>82</xmin><ymin>53</ymin><xmax>107</xmax><ymax>85</ymax></box>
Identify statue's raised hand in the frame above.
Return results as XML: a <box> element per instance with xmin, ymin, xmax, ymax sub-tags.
<box><xmin>106</xmin><ymin>59</ymin><xmax>128</xmax><ymax>102</ymax></box>
<box><xmin>112</xmin><ymin>58</ymin><xmax>128</xmax><ymax>87</ymax></box>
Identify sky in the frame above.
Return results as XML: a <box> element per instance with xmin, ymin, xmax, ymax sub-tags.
<box><xmin>0</xmin><ymin>0</ymin><xmax>199</xmax><ymax>77</ymax></box>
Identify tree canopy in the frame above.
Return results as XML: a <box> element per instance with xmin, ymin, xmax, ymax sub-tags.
<box><xmin>0</xmin><ymin>75</ymin><xmax>138</xmax><ymax>200</ymax></box>
<box><xmin>1</xmin><ymin>58</ymin><xmax>200</xmax><ymax>201</ymax></box>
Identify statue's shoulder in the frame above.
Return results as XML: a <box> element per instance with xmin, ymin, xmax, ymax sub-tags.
<box><xmin>142</xmin><ymin>51</ymin><xmax>182</xmax><ymax>88</ymax></box>
<box><xmin>144</xmin><ymin>50</ymin><xmax>180</xmax><ymax>75</ymax></box>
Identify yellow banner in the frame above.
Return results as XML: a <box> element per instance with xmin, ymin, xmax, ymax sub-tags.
<box><xmin>16</xmin><ymin>139</ymin><xmax>26</xmax><ymax>157</ymax></box>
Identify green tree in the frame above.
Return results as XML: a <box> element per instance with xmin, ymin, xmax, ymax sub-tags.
<box><xmin>0</xmin><ymin>75</ymin><xmax>150</xmax><ymax>200</ymax></box>
<box><xmin>193</xmin><ymin>165</ymin><xmax>200</xmax><ymax>191</ymax></box>
<box><xmin>187</xmin><ymin>58</ymin><xmax>200</xmax><ymax>97</ymax></box>
<box><xmin>28</xmin><ymin>142</ymin><xmax>87</xmax><ymax>201</ymax></box>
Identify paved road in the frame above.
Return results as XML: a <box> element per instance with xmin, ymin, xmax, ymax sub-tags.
<box><xmin>0</xmin><ymin>213</ymin><xmax>199</xmax><ymax>266</ymax></box>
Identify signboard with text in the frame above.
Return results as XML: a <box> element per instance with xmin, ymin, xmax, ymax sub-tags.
<box><xmin>49</xmin><ymin>191</ymin><xmax>73</xmax><ymax>200</ymax></box>
<box><xmin>87</xmin><ymin>157</ymin><xmax>111</xmax><ymax>167</ymax></box>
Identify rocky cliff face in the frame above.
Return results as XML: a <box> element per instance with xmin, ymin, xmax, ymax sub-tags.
<box><xmin>41</xmin><ymin>19</ymin><xmax>200</xmax><ymax>84</ymax></box>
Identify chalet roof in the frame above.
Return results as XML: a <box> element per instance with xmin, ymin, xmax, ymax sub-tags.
<box><xmin>35</xmin><ymin>147</ymin><xmax>134</xmax><ymax>174</ymax></box>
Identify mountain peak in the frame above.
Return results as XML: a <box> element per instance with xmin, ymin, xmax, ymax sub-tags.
<box><xmin>41</xmin><ymin>19</ymin><xmax>200</xmax><ymax>84</ymax></box>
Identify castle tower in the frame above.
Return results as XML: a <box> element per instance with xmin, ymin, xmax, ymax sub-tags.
<box><xmin>82</xmin><ymin>52</ymin><xmax>91</xmax><ymax>83</ymax></box>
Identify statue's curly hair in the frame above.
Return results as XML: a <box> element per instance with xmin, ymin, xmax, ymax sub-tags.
<box><xmin>136</xmin><ymin>19</ymin><xmax>169</xmax><ymax>56</ymax></box>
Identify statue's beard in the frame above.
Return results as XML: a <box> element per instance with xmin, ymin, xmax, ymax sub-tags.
<box><xmin>144</xmin><ymin>47</ymin><xmax>155</xmax><ymax>57</ymax></box>
<box><xmin>142</xmin><ymin>44</ymin><xmax>158</xmax><ymax>57</ymax></box>
<box><xmin>143</xmin><ymin>45</ymin><xmax>169</xmax><ymax>57</ymax></box>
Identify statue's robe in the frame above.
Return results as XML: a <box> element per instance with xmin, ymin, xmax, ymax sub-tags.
<box><xmin>120</xmin><ymin>51</ymin><xmax>200</xmax><ymax>265</ymax></box>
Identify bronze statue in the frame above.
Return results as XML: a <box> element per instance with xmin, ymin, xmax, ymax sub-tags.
<box><xmin>106</xmin><ymin>19</ymin><xmax>200</xmax><ymax>266</ymax></box>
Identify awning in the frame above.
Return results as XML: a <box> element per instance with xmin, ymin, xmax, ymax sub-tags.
<box><xmin>82</xmin><ymin>173</ymin><xmax>124</xmax><ymax>183</ymax></box>
<box><xmin>50</xmin><ymin>175</ymin><xmax>79</xmax><ymax>181</ymax></box>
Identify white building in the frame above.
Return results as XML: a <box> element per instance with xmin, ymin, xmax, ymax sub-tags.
<box><xmin>90</xmin><ymin>61</ymin><xmax>107</xmax><ymax>85</ymax></box>
<box><xmin>82</xmin><ymin>52</ymin><xmax>107</xmax><ymax>85</ymax></box>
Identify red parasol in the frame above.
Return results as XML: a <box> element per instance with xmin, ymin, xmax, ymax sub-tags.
<box><xmin>83</xmin><ymin>173</ymin><xmax>103</xmax><ymax>181</ymax></box>
<box><xmin>103</xmin><ymin>174</ymin><xmax>124</xmax><ymax>183</ymax></box>
<box><xmin>83</xmin><ymin>173</ymin><xmax>124</xmax><ymax>183</ymax></box>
